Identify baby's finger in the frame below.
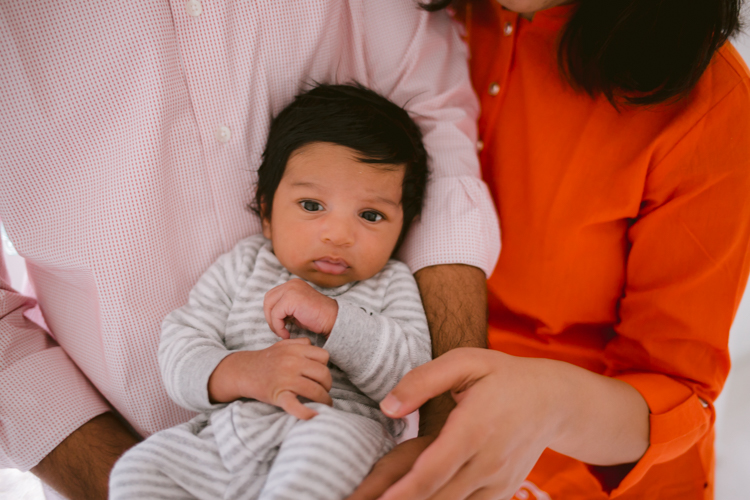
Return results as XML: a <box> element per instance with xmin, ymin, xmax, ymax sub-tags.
<box><xmin>262</xmin><ymin>286</ymin><xmax>282</xmax><ymax>326</ymax></box>
<box><xmin>300</xmin><ymin>358</ymin><xmax>333</xmax><ymax>391</ymax></box>
<box><xmin>268</xmin><ymin>300</ymin><xmax>292</xmax><ymax>338</ymax></box>
<box><xmin>278</xmin><ymin>337</ymin><xmax>311</xmax><ymax>346</ymax></box>
<box><xmin>264</xmin><ymin>285</ymin><xmax>293</xmax><ymax>335</ymax></box>
<box><xmin>291</xmin><ymin>376</ymin><xmax>334</xmax><ymax>407</ymax></box>
<box><xmin>263</xmin><ymin>306</ymin><xmax>277</xmax><ymax>337</ymax></box>
<box><xmin>300</xmin><ymin>345</ymin><xmax>330</xmax><ymax>365</ymax></box>
<box><xmin>277</xmin><ymin>391</ymin><xmax>318</xmax><ymax>420</ymax></box>
<box><xmin>275</xmin><ymin>324</ymin><xmax>291</xmax><ymax>340</ymax></box>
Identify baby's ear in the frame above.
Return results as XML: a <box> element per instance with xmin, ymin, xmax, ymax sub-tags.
<box><xmin>261</xmin><ymin>204</ymin><xmax>272</xmax><ymax>239</ymax></box>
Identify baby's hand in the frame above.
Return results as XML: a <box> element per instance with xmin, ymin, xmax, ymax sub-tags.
<box><xmin>263</xmin><ymin>279</ymin><xmax>339</xmax><ymax>339</ymax></box>
<box><xmin>208</xmin><ymin>338</ymin><xmax>332</xmax><ymax>420</ymax></box>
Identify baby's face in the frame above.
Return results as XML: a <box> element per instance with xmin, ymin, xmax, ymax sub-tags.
<box><xmin>262</xmin><ymin>142</ymin><xmax>405</xmax><ymax>288</ymax></box>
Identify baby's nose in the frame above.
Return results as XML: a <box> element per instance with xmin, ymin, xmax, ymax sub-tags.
<box><xmin>320</xmin><ymin>216</ymin><xmax>355</xmax><ymax>246</ymax></box>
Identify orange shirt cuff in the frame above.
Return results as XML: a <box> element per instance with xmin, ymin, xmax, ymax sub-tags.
<box><xmin>608</xmin><ymin>373</ymin><xmax>712</xmax><ymax>496</ymax></box>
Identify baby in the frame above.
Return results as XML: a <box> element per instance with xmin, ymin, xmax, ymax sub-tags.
<box><xmin>109</xmin><ymin>84</ymin><xmax>432</xmax><ymax>500</ymax></box>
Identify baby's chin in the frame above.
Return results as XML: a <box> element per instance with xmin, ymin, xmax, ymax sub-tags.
<box><xmin>300</xmin><ymin>270</ymin><xmax>357</xmax><ymax>289</ymax></box>
<box><xmin>296</xmin><ymin>264</ymin><xmax>383</xmax><ymax>288</ymax></box>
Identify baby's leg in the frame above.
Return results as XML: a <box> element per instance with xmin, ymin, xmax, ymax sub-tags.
<box><xmin>110</xmin><ymin>418</ymin><xmax>237</xmax><ymax>500</ymax></box>
<box><xmin>258</xmin><ymin>404</ymin><xmax>395</xmax><ymax>500</ymax></box>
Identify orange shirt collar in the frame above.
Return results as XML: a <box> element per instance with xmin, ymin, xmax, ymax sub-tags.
<box><xmin>489</xmin><ymin>2</ymin><xmax>575</xmax><ymax>31</ymax></box>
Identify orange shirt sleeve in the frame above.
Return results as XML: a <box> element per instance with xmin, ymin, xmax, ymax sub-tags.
<box><xmin>602</xmin><ymin>58</ymin><xmax>750</xmax><ymax>495</ymax></box>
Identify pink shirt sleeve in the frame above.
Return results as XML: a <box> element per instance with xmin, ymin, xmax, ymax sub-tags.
<box><xmin>359</xmin><ymin>1</ymin><xmax>501</xmax><ymax>275</ymax></box>
<box><xmin>0</xmin><ymin>247</ymin><xmax>109</xmax><ymax>471</ymax></box>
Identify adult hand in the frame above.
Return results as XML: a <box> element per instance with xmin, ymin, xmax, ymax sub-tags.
<box><xmin>208</xmin><ymin>338</ymin><xmax>332</xmax><ymax>420</ymax></box>
<box><xmin>374</xmin><ymin>347</ymin><xmax>650</xmax><ymax>500</ymax></box>
<box><xmin>264</xmin><ymin>279</ymin><xmax>339</xmax><ymax>339</ymax></box>
<box><xmin>347</xmin><ymin>436</ymin><xmax>434</xmax><ymax>500</ymax></box>
<box><xmin>374</xmin><ymin>348</ymin><xmax>560</xmax><ymax>500</ymax></box>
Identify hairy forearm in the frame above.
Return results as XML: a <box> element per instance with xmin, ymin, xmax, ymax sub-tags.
<box><xmin>31</xmin><ymin>412</ymin><xmax>139</xmax><ymax>500</ymax></box>
<box><xmin>413</xmin><ymin>264</ymin><xmax>487</xmax><ymax>435</ymax></box>
<box><xmin>414</xmin><ymin>264</ymin><xmax>487</xmax><ymax>355</ymax></box>
<box><xmin>544</xmin><ymin>358</ymin><xmax>650</xmax><ymax>465</ymax></box>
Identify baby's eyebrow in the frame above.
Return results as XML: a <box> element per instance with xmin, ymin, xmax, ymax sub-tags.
<box><xmin>290</xmin><ymin>181</ymin><xmax>319</xmax><ymax>188</ymax></box>
<box><xmin>367</xmin><ymin>196</ymin><xmax>400</xmax><ymax>207</ymax></box>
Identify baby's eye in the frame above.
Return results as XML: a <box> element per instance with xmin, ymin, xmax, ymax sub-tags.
<box><xmin>300</xmin><ymin>201</ymin><xmax>323</xmax><ymax>212</ymax></box>
<box><xmin>360</xmin><ymin>211</ymin><xmax>383</xmax><ymax>222</ymax></box>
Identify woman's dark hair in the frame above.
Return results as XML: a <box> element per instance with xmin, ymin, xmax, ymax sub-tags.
<box><xmin>252</xmin><ymin>83</ymin><xmax>428</xmax><ymax>251</ymax></box>
<box><xmin>421</xmin><ymin>0</ymin><xmax>743</xmax><ymax>105</ymax></box>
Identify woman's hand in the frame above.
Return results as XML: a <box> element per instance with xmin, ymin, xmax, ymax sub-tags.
<box><xmin>207</xmin><ymin>338</ymin><xmax>333</xmax><ymax>420</ymax></box>
<box><xmin>374</xmin><ymin>348</ymin><xmax>560</xmax><ymax>500</ymax></box>
<box><xmin>374</xmin><ymin>347</ymin><xmax>649</xmax><ymax>500</ymax></box>
<box><xmin>263</xmin><ymin>279</ymin><xmax>339</xmax><ymax>339</ymax></box>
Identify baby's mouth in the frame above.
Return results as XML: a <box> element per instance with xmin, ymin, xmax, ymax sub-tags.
<box><xmin>313</xmin><ymin>258</ymin><xmax>350</xmax><ymax>275</ymax></box>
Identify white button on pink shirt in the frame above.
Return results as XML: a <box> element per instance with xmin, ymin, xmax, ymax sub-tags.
<box><xmin>0</xmin><ymin>0</ymin><xmax>500</xmax><ymax>471</ymax></box>
<box><xmin>185</xmin><ymin>0</ymin><xmax>203</xmax><ymax>18</ymax></box>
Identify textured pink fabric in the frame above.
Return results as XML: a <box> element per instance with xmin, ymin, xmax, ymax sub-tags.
<box><xmin>0</xmin><ymin>0</ymin><xmax>499</xmax><ymax>470</ymax></box>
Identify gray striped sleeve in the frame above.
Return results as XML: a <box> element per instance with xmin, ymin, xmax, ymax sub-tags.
<box><xmin>158</xmin><ymin>235</ymin><xmax>266</xmax><ymax>412</ymax></box>
<box><xmin>324</xmin><ymin>261</ymin><xmax>431</xmax><ymax>403</ymax></box>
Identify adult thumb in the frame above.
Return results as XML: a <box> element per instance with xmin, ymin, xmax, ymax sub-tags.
<box><xmin>380</xmin><ymin>348</ymin><xmax>486</xmax><ymax>418</ymax></box>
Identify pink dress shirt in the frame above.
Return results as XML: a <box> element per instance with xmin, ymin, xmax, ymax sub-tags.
<box><xmin>0</xmin><ymin>0</ymin><xmax>500</xmax><ymax>470</ymax></box>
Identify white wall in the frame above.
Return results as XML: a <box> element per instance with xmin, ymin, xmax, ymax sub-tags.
<box><xmin>713</xmin><ymin>27</ymin><xmax>750</xmax><ymax>499</ymax></box>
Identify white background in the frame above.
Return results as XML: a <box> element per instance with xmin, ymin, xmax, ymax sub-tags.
<box><xmin>714</xmin><ymin>25</ymin><xmax>750</xmax><ymax>499</ymax></box>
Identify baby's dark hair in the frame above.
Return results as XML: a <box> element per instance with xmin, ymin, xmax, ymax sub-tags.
<box><xmin>252</xmin><ymin>83</ymin><xmax>428</xmax><ymax>251</ymax></box>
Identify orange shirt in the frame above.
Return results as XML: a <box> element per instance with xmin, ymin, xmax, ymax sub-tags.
<box><xmin>468</xmin><ymin>2</ymin><xmax>750</xmax><ymax>499</ymax></box>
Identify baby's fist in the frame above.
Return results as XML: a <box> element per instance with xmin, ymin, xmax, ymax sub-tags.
<box><xmin>263</xmin><ymin>279</ymin><xmax>339</xmax><ymax>339</ymax></box>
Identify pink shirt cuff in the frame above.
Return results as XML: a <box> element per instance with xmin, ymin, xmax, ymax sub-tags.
<box><xmin>398</xmin><ymin>176</ymin><xmax>500</xmax><ymax>277</ymax></box>
<box><xmin>0</xmin><ymin>347</ymin><xmax>110</xmax><ymax>470</ymax></box>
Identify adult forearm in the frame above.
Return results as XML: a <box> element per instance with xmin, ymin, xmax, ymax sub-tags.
<box><xmin>545</xmin><ymin>358</ymin><xmax>650</xmax><ymax>465</ymax></box>
<box><xmin>414</xmin><ymin>264</ymin><xmax>487</xmax><ymax>355</ymax></box>
<box><xmin>31</xmin><ymin>413</ymin><xmax>139</xmax><ymax>500</ymax></box>
<box><xmin>413</xmin><ymin>264</ymin><xmax>487</xmax><ymax>435</ymax></box>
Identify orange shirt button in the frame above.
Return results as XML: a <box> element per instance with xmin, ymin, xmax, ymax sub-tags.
<box><xmin>488</xmin><ymin>82</ymin><xmax>500</xmax><ymax>96</ymax></box>
<box><xmin>503</xmin><ymin>22</ymin><xmax>513</xmax><ymax>36</ymax></box>
<box><xmin>477</xmin><ymin>139</ymin><xmax>484</xmax><ymax>152</ymax></box>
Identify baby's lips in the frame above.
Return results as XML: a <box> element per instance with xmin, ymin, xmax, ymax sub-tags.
<box><xmin>313</xmin><ymin>258</ymin><xmax>349</xmax><ymax>275</ymax></box>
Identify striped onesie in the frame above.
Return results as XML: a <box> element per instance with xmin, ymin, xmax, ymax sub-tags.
<box><xmin>110</xmin><ymin>234</ymin><xmax>431</xmax><ymax>499</ymax></box>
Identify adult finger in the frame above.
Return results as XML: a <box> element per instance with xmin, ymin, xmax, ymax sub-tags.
<box><xmin>277</xmin><ymin>391</ymin><xmax>318</xmax><ymax>420</ymax></box>
<box><xmin>380</xmin><ymin>348</ymin><xmax>488</xmax><ymax>419</ymax></box>
<box><xmin>346</xmin><ymin>436</ymin><xmax>433</xmax><ymax>500</ymax></box>
<box><xmin>378</xmin><ymin>406</ymin><xmax>478</xmax><ymax>500</ymax></box>
<box><xmin>428</xmin><ymin>455</ymin><xmax>504</xmax><ymax>500</ymax></box>
<box><xmin>464</xmin><ymin>487</ymin><xmax>509</xmax><ymax>500</ymax></box>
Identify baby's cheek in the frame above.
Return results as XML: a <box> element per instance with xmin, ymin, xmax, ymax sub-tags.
<box><xmin>358</xmin><ymin>248</ymin><xmax>391</xmax><ymax>281</ymax></box>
